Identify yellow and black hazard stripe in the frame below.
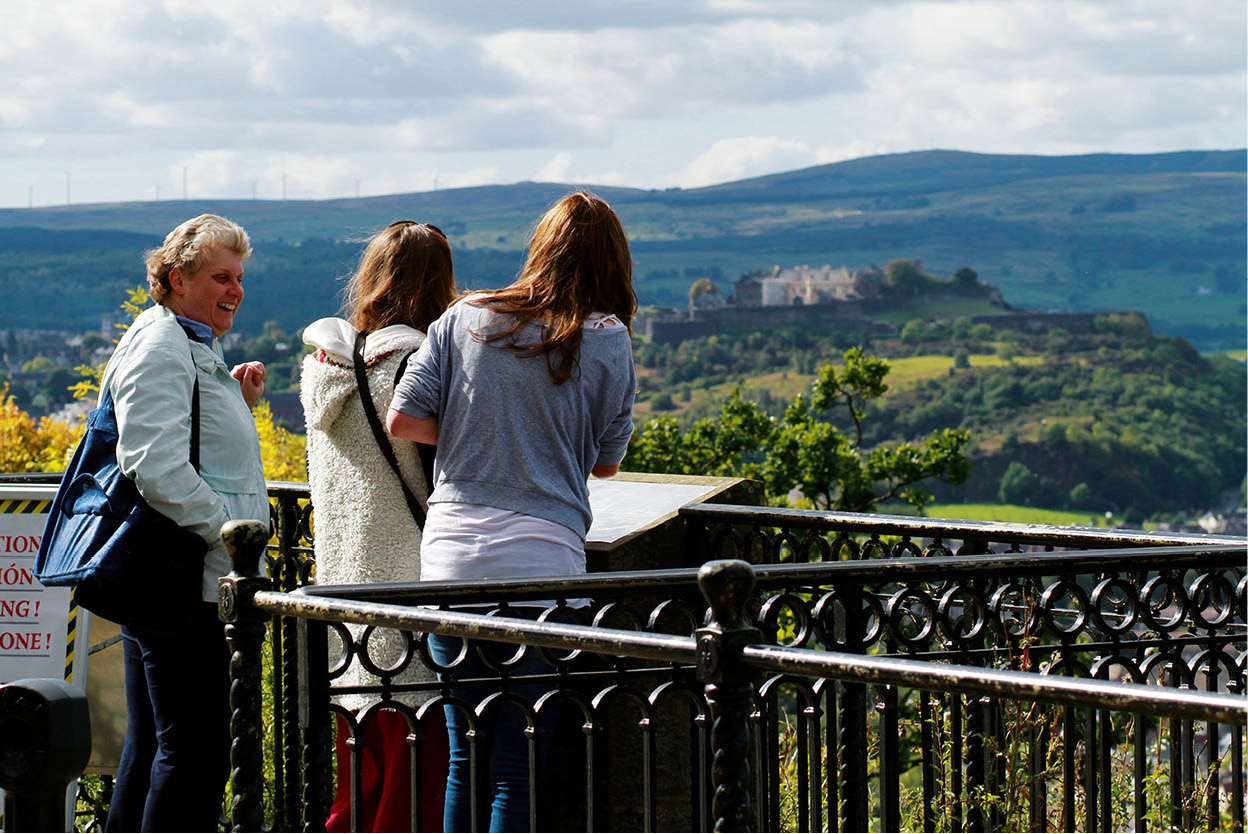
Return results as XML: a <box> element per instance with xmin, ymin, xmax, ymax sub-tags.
<box><xmin>0</xmin><ymin>498</ymin><xmax>51</xmax><ymax>515</ymax></box>
<box><xmin>65</xmin><ymin>591</ymin><xmax>78</xmax><ymax>682</ymax></box>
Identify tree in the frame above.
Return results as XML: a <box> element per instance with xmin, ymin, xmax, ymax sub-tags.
<box><xmin>953</xmin><ymin>267</ymin><xmax>978</xmax><ymax>288</ymax></box>
<box><xmin>0</xmin><ymin>383</ymin><xmax>83</xmax><ymax>473</ymax></box>
<box><xmin>998</xmin><ymin>462</ymin><xmax>1040</xmax><ymax>505</ymax></box>
<box><xmin>884</xmin><ymin>259</ymin><xmax>925</xmax><ymax>295</ymax></box>
<box><xmin>651</xmin><ymin>393</ymin><xmax>676</xmax><ymax>411</ymax></box>
<box><xmin>688</xmin><ymin>278</ymin><xmax>720</xmax><ymax>302</ymax></box>
<box><xmin>252</xmin><ymin>400</ymin><xmax>307</xmax><ymax>482</ymax></box>
<box><xmin>21</xmin><ymin>356</ymin><xmax>54</xmax><ymax>374</ymax></box>
<box><xmin>625</xmin><ymin>348</ymin><xmax>970</xmax><ymax>513</ymax></box>
<box><xmin>899</xmin><ymin>320</ymin><xmax>927</xmax><ymax>344</ymax></box>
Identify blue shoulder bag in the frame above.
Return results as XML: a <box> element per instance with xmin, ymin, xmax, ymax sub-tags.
<box><xmin>34</xmin><ymin>349</ymin><xmax>209</xmax><ymax>627</ymax></box>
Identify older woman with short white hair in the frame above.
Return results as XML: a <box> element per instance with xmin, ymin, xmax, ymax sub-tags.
<box><xmin>104</xmin><ymin>214</ymin><xmax>269</xmax><ymax>832</ymax></box>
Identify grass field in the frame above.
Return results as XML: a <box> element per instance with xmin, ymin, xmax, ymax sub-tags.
<box><xmin>634</xmin><ymin>352</ymin><xmax>1048</xmax><ymax>421</ymax></box>
<box><xmin>924</xmin><ymin>503</ymin><xmax>1109</xmax><ymax>526</ymax></box>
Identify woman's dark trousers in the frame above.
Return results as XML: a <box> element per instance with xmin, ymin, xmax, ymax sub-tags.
<box><xmin>105</xmin><ymin>601</ymin><xmax>230</xmax><ymax>832</ymax></box>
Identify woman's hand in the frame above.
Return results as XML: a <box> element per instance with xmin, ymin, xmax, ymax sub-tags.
<box><xmin>230</xmin><ymin>361</ymin><xmax>266</xmax><ymax>408</ymax></box>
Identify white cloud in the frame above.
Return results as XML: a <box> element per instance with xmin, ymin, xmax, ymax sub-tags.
<box><xmin>444</xmin><ymin>167</ymin><xmax>502</xmax><ymax>189</ymax></box>
<box><xmin>535</xmin><ymin>152</ymin><xmax>574</xmax><ymax>182</ymax></box>
<box><xmin>679</xmin><ymin>137</ymin><xmax>817</xmax><ymax>187</ymax></box>
<box><xmin>0</xmin><ymin>0</ymin><xmax>1242</xmax><ymax>206</ymax></box>
<box><xmin>481</xmin><ymin>18</ymin><xmax>864</xmax><ymax>120</ymax></box>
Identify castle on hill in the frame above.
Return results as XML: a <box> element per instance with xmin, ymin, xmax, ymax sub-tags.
<box><xmin>639</xmin><ymin>261</ymin><xmax>1117</xmax><ymax>345</ymax></box>
<box><xmin>728</xmin><ymin>263</ymin><xmax>885</xmax><ymax>308</ymax></box>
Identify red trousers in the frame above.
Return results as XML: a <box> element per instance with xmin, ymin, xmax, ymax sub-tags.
<box><xmin>327</xmin><ymin>709</ymin><xmax>450</xmax><ymax>832</ymax></box>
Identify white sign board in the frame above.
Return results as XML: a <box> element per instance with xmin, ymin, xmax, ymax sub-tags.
<box><xmin>0</xmin><ymin>484</ymin><xmax>92</xmax><ymax>833</ymax></box>
<box><xmin>0</xmin><ymin>488</ymin><xmax>79</xmax><ymax>684</ymax></box>
<box><xmin>586</xmin><ymin>477</ymin><xmax>724</xmax><ymax>545</ymax></box>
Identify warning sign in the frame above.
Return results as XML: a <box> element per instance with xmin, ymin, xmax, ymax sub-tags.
<box><xmin>0</xmin><ymin>488</ymin><xmax>78</xmax><ymax>684</ymax></box>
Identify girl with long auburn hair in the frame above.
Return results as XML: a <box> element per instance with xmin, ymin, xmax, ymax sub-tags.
<box><xmin>387</xmin><ymin>192</ymin><xmax>637</xmax><ymax>832</ymax></box>
<box><xmin>300</xmin><ymin>220</ymin><xmax>457</xmax><ymax>832</ymax></box>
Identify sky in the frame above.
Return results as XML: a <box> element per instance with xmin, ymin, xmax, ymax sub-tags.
<box><xmin>0</xmin><ymin>0</ymin><xmax>1243</xmax><ymax>208</ymax></box>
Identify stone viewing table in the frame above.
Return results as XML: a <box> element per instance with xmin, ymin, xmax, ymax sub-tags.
<box><xmin>585</xmin><ymin>472</ymin><xmax>762</xmax><ymax>571</ymax></box>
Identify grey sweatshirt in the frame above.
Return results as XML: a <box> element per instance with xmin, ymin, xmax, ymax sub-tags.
<box><xmin>391</xmin><ymin>300</ymin><xmax>636</xmax><ymax>538</ymax></box>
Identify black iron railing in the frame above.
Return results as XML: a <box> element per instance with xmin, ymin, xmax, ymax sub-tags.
<box><xmin>678</xmin><ymin>501</ymin><xmax>1245</xmax><ymax>563</ymax></box>
<box><xmin>230</xmin><ymin>490</ymin><xmax>1247</xmax><ymax>833</ymax></box>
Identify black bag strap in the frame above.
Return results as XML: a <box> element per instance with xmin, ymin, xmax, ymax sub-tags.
<box><xmin>353</xmin><ymin>330</ymin><xmax>426</xmax><ymax>528</ymax></box>
<box><xmin>179</xmin><ymin>325</ymin><xmax>202</xmax><ymax>472</ymax></box>
<box><xmin>190</xmin><ymin>375</ymin><xmax>200</xmax><ymax>472</ymax></box>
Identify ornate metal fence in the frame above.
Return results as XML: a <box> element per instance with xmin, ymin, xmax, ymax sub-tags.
<box><xmin>232</xmin><ymin>490</ymin><xmax>1245</xmax><ymax>832</ymax></box>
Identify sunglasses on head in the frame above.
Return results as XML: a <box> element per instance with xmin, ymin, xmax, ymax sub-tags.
<box><xmin>387</xmin><ymin>220</ymin><xmax>446</xmax><ymax>238</ymax></box>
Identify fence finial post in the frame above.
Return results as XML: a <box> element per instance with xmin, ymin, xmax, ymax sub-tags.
<box><xmin>218</xmin><ymin>519</ymin><xmax>272</xmax><ymax>833</ymax></box>
<box><xmin>697</xmin><ymin>559</ymin><xmax>760</xmax><ymax>833</ymax></box>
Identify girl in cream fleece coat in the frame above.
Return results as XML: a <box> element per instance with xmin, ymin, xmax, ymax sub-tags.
<box><xmin>299</xmin><ymin>220</ymin><xmax>457</xmax><ymax>833</ymax></box>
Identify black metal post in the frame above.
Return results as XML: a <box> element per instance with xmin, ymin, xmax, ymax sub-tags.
<box><xmin>966</xmin><ymin>695</ymin><xmax>985</xmax><ymax>833</ymax></box>
<box><xmin>696</xmin><ymin>559</ymin><xmax>761</xmax><ymax>833</ymax></box>
<box><xmin>879</xmin><ymin>684</ymin><xmax>900</xmax><ymax>832</ymax></box>
<box><xmin>218</xmin><ymin>519</ymin><xmax>274</xmax><ymax>833</ymax></box>
<box><xmin>276</xmin><ymin>494</ymin><xmax>303</xmax><ymax>832</ymax></box>
<box><xmin>839</xmin><ymin>588</ymin><xmax>870</xmax><ymax>833</ymax></box>
<box><xmin>298</xmin><ymin>618</ymin><xmax>332</xmax><ymax>831</ymax></box>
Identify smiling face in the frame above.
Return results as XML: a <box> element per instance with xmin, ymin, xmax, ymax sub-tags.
<box><xmin>166</xmin><ymin>246</ymin><xmax>245</xmax><ymax>337</ymax></box>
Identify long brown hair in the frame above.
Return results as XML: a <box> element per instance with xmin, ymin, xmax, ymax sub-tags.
<box><xmin>345</xmin><ymin>221</ymin><xmax>457</xmax><ymax>334</ymax></box>
<box><xmin>473</xmin><ymin>192</ymin><xmax>634</xmax><ymax>384</ymax></box>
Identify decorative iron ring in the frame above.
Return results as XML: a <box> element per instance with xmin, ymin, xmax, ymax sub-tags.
<box><xmin>1089</xmin><ymin>653</ymin><xmax>1144</xmax><ymax>684</ymax></box>
<box><xmin>770</xmin><ymin>529</ymin><xmax>804</xmax><ymax>564</ymax></box>
<box><xmin>892</xmin><ymin>537</ymin><xmax>923</xmax><ymax>559</ymax></box>
<box><xmin>536</xmin><ymin>605</ymin><xmax>587</xmax><ymax>667</ymax></box>
<box><xmin>938</xmin><ymin>584</ymin><xmax>990</xmax><ymax>645</ymax></box>
<box><xmin>861</xmin><ymin>535</ymin><xmax>890</xmax><ymax>560</ymax></box>
<box><xmin>592</xmin><ymin>601</ymin><xmax>643</xmax><ymax>632</ymax></box>
<box><xmin>710</xmin><ymin>524</ymin><xmax>746</xmax><ymax>563</ymax></box>
<box><xmin>758</xmin><ymin>592</ymin><xmax>812</xmax><ymax>648</ymax></box>
<box><xmin>828</xmin><ymin>532</ymin><xmax>859</xmax><ymax>561</ymax></box>
<box><xmin>1037</xmin><ymin>580</ymin><xmax>1090</xmax><ymax>638</ymax></box>
<box><xmin>1186</xmin><ymin>647</ymin><xmax>1242</xmax><ymax>692</ymax></box>
<box><xmin>356</xmin><ymin>624</ymin><xmax>416</xmax><ymax>677</ymax></box>
<box><xmin>988</xmin><ymin>582</ymin><xmax>1033</xmax><ymax>640</ymax></box>
<box><xmin>326</xmin><ymin>621</ymin><xmax>355</xmax><ymax>678</ymax></box>
<box><xmin>884</xmin><ymin>587</ymin><xmax>937</xmax><ymax>651</ymax></box>
<box><xmin>1089</xmin><ymin>577</ymin><xmax>1139</xmax><ymax>636</ymax></box>
<box><xmin>810</xmin><ymin>590</ymin><xmax>880</xmax><ymax>649</ymax></box>
<box><xmin>1187</xmin><ymin>572</ymin><xmax>1237</xmax><ymax>628</ymax></box>
<box><xmin>1138</xmin><ymin>651</ymin><xmax>1195</xmax><ymax>688</ymax></box>
<box><xmin>646</xmin><ymin>598</ymin><xmax>701</xmax><ymax>637</ymax></box>
<box><xmin>1139</xmin><ymin>575</ymin><xmax>1188</xmax><ymax>632</ymax></box>
<box><xmin>796</xmin><ymin>530</ymin><xmax>832</xmax><ymax>563</ymax></box>
<box><xmin>741</xmin><ymin>526</ymin><xmax>772</xmax><ymax>565</ymax></box>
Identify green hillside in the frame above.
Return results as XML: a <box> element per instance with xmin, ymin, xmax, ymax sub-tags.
<box><xmin>0</xmin><ymin>149</ymin><xmax>1243</xmax><ymax>348</ymax></box>
<box><xmin>631</xmin><ymin>314</ymin><xmax>1246</xmax><ymax>517</ymax></box>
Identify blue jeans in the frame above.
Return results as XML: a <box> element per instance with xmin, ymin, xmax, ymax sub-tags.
<box><xmin>428</xmin><ymin>611</ymin><xmax>559</xmax><ymax>833</ymax></box>
<box><xmin>105</xmin><ymin>602</ymin><xmax>230</xmax><ymax>833</ymax></box>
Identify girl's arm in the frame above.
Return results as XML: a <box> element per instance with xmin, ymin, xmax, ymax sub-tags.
<box><xmin>591</xmin><ymin>462</ymin><xmax>619</xmax><ymax>479</ymax></box>
<box><xmin>387</xmin><ymin>409</ymin><xmax>439</xmax><ymax>445</ymax></box>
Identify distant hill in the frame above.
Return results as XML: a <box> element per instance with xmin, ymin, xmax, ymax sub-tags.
<box><xmin>0</xmin><ymin>149</ymin><xmax>1243</xmax><ymax>349</ymax></box>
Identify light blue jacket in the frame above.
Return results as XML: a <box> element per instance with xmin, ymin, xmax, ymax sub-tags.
<box><xmin>104</xmin><ymin>304</ymin><xmax>268</xmax><ymax>601</ymax></box>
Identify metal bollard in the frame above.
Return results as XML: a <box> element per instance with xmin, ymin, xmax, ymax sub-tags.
<box><xmin>0</xmin><ymin>678</ymin><xmax>91</xmax><ymax>832</ymax></box>
<box><xmin>696</xmin><ymin>559</ymin><xmax>760</xmax><ymax>833</ymax></box>
<box><xmin>217</xmin><ymin>518</ymin><xmax>272</xmax><ymax>834</ymax></box>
